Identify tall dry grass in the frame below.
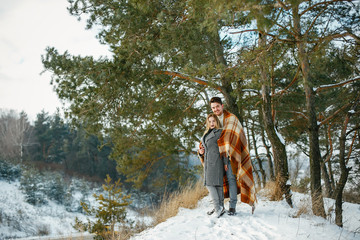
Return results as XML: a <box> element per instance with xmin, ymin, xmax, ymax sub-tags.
<box><xmin>261</xmin><ymin>181</ymin><xmax>283</xmax><ymax>201</ymax></box>
<box><xmin>152</xmin><ymin>180</ymin><xmax>208</xmax><ymax>225</ymax></box>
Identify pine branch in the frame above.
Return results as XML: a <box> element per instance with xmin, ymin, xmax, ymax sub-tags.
<box><xmin>315</xmin><ymin>77</ymin><xmax>360</xmax><ymax>93</ymax></box>
<box><xmin>282</xmin><ymin>110</ymin><xmax>308</xmax><ymax>120</ymax></box>
<box><xmin>299</xmin><ymin>0</ymin><xmax>350</xmax><ymax>17</ymax></box>
<box><xmin>308</xmin><ymin>32</ymin><xmax>360</xmax><ymax>44</ymax></box>
<box><xmin>276</xmin><ymin>0</ymin><xmax>291</xmax><ymax>11</ymax></box>
<box><xmin>183</xmin><ymin>86</ymin><xmax>206</xmax><ymax>112</ymax></box>
<box><xmin>304</xmin><ymin>7</ymin><xmax>328</xmax><ymax>37</ymax></box>
<box><xmin>154</xmin><ymin>70</ymin><xmax>224</xmax><ymax>93</ymax></box>
<box><xmin>274</xmin><ymin>65</ymin><xmax>301</xmax><ymax>97</ymax></box>
<box><xmin>346</xmin><ymin>130</ymin><xmax>357</xmax><ymax>164</ymax></box>
<box><xmin>230</xmin><ymin>29</ymin><xmax>295</xmax><ymax>43</ymax></box>
<box><xmin>320</xmin><ymin>102</ymin><xmax>352</xmax><ymax>126</ymax></box>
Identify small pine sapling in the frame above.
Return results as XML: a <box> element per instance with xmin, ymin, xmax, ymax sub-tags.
<box><xmin>74</xmin><ymin>174</ymin><xmax>132</xmax><ymax>240</ymax></box>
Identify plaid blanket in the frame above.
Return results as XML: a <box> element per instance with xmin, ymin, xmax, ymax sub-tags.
<box><xmin>217</xmin><ymin>110</ymin><xmax>256</xmax><ymax>206</ymax></box>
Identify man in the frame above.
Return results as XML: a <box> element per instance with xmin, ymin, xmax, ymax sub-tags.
<box><xmin>199</xmin><ymin>97</ymin><xmax>256</xmax><ymax>215</ymax></box>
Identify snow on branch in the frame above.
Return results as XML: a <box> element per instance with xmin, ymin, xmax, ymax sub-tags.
<box><xmin>242</xmin><ymin>89</ymin><xmax>260</xmax><ymax>95</ymax></box>
<box><xmin>314</xmin><ymin>76</ymin><xmax>360</xmax><ymax>93</ymax></box>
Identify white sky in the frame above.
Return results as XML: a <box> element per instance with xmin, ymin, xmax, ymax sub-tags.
<box><xmin>0</xmin><ymin>0</ymin><xmax>109</xmax><ymax>121</ymax></box>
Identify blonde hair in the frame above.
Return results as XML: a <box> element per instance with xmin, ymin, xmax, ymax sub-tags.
<box><xmin>203</xmin><ymin>113</ymin><xmax>221</xmax><ymax>135</ymax></box>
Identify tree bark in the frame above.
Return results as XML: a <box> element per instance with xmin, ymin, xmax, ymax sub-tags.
<box><xmin>334</xmin><ymin>96</ymin><xmax>359</xmax><ymax>227</ymax></box>
<box><xmin>320</xmin><ymin>157</ymin><xmax>333</xmax><ymax>198</ymax></box>
<box><xmin>251</xmin><ymin>120</ymin><xmax>266</xmax><ymax>188</ymax></box>
<box><xmin>334</xmin><ymin>114</ymin><xmax>351</xmax><ymax>227</ymax></box>
<box><xmin>213</xmin><ymin>31</ymin><xmax>243</xmax><ymax>122</ymax></box>
<box><xmin>292</xmin><ymin>5</ymin><xmax>325</xmax><ymax>217</ymax></box>
<box><xmin>260</xmin><ymin>113</ymin><xmax>275</xmax><ymax>181</ymax></box>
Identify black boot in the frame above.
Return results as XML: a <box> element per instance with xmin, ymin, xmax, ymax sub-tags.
<box><xmin>207</xmin><ymin>209</ymin><xmax>215</xmax><ymax>215</ymax></box>
<box><xmin>228</xmin><ymin>208</ymin><xmax>236</xmax><ymax>216</ymax></box>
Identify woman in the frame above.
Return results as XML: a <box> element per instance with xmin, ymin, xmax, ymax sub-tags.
<box><xmin>198</xmin><ymin>113</ymin><xmax>228</xmax><ymax>218</ymax></box>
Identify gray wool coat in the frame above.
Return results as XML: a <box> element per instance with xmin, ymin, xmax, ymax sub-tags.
<box><xmin>201</xmin><ymin>128</ymin><xmax>229</xmax><ymax>186</ymax></box>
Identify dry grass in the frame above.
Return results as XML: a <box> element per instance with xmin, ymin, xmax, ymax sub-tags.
<box><xmin>260</xmin><ymin>181</ymin><xmax>283</xmax><ymax>201</ymax></box>
<box><xmin>152</xmin><ymin>180</ymin><xmax>208</xmax><ymax>225</ymax></box>
<box><xmin>292</xmin><ymin>198</ymin><xmax>311</xmax><ymax>218</ymax></box>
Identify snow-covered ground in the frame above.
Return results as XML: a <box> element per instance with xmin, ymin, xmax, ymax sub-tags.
<box><xmin>0</xmin><ymin>180</ymin><xmax>150</xmax><ymax>239</ymax></box>
<box><xmin>131</xmin><ymin>192</ymin><xmax>360</xmax><ymax>240</ymax></box>
<box><xmin>1</xmin><ymin>178</ymin><xmax>360</xmax><ymax>240</ymax></box>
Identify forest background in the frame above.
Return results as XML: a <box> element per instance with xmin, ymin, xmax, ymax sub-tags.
<box><xmin>1</xmin><ymin>0</ymin><xmax>360</xmax><ymax>234</ymax></box>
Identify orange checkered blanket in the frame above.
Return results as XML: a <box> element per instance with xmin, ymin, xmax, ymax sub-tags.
<box><xmin>217</xmin><ymin>110</ymin><xmax>256</xmax><ymax>206</ymax></box>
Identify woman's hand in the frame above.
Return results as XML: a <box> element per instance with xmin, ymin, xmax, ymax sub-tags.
<box><xmin>224</xmin><ymin>164</ymin><xmax>228</xmax><ymax>172</ymax></box>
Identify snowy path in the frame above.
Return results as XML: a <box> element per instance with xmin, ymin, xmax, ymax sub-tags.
<box><xmin>131</xmin><ymin>193</ymin><xmax>360</xmax><ymax>240</ymax></box>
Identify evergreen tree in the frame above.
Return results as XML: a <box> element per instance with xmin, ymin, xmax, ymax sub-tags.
<box><xmin>0</xmin><ymin>158</ymin><xmax>21</xmax><ymax>182</ymax></box>
<box><xmin>48</xmin><ymin>110</ymin><xmax>68</xmax><ymax>163</ymax></box>
<box><xmin>33</xmin><ymin>110</ymin><xmax>52</xmax><ymax>162</ymax></box>
<box><xmin>20</xmin><ymin>167</ymin><xmax>47</xmax><ymax>205</ymax></box>
<box><xmin>74</xmin><ymin>175</ymin><xmax>131</xmax><ymax>240</ymax></box>
<box><xmin>45</xmin><ymin>171</ymin><xmax>66</xmax><ymax>204</ymax></box>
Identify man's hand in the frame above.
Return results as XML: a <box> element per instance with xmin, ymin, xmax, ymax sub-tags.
<box><xmin>224</xmin><ymin>164</ymin><xmax>228</xmax><ymax>172</ymax></box>
<box><xmin>199</xmin><ymin>145</ymin><xmax>205</xmax><ymax>155</ymax></box>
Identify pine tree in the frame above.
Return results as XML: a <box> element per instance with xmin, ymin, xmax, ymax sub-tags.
<box><xmin>48</xmin><ymin>111</ymin><xmax>68</xmax><ymax>163</ymax></box>
<box><xmin>33</xmin><ymin>110</ymin><xmax>52</xmax><ymax>162</ymax></box>
<box><xmin>74</xmin><ymin>175</ymin><xmax>131</xmax><ymax>240</ymax></box>
<box><xmin>20</xmin><ymin>167</ymin><xmax>47</xmax><ymax>205</ymax></box>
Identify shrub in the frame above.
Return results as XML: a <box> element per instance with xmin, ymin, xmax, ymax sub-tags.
<box><xmin>0</xmin><ymin>159</ymin><xmax>21</xmax><ymax>182</ymax></box>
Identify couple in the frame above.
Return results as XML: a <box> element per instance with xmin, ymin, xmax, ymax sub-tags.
<box><xmin>198</xmin><ymin>97</ymin><xmax>256</xmax><ymax>218</ymax></box>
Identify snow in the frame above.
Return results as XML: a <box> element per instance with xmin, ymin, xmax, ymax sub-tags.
<box><xmin>1</xmin><ymin>178</ymin><xmax>360</xmax><ymax>240</ymax></box>
<box><xmin>0</xmin><ymin>180</ymin><xmax>150</xmax><ymax>239</ymax></box>
<box><xmin>131</xmin><ymin>192</ymin><xmax>360</xmax><ymax>240</ymax></box>
<box><xmin>274</xmin><ymin>128</ymin><xmax>285</xmax><ymax>145</ymax></box>
<box><xmin>0</xmin><ymin>180</ymin><xmax>87</xmax><ymax>238</ymax></box>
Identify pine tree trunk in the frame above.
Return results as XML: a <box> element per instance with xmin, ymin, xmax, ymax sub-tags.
<box><xmin>328</xmin><ymin>159</ymin><xmax>336</xmax><ymax>192</ymax></box>
<box><xmin>320</xmin><ymin>157</ymin><xmax>333</xmax><ymax>198</ymax></box>
<box><xmin>334</xmin><ymin>99</ymin><xmax>358</xmax><ymax>226</ymax></box>
<box><xmin>260</xmin><ymin>114</ymin><xmax>275</xmax><ymax>181</ymax></box>
<box><xmin>292</xmin><ymin>5</ymin><xmax>325</xmax><ymax>218</ymax></box>
<box><xmin>214</xmin><ymin>32</ymin><xmax>242</xmax><ymax>122</ymax></box>
<box><xmin>321</xmin><ymin>128</ymin><xmax>334</xmax><ymax>198</ymax></box>
<box><xmin>251</xmin><ymin>123</ymin><xmax>266</xmax><ymax>187</ymax></box>
<box><xmin>258</xmin><ymin>32</ymin><xmax>292</xmax><ymax>207</ymax></box>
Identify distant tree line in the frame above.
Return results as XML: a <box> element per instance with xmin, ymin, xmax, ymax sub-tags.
<box><xmin>0</xmin><ymin>109</ymin><xmax>196</xmax><ymax>203</ymax></box>
<box><xmin>0</xmin><ymin>109</ymin><xmax>117</xmax><ymax>181</ymax></box>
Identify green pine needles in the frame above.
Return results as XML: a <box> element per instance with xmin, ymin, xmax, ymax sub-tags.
<box><xmin>74</xmin><ymin>175</ymin><xmax>132</xmax><ymax>240</ymax></box>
